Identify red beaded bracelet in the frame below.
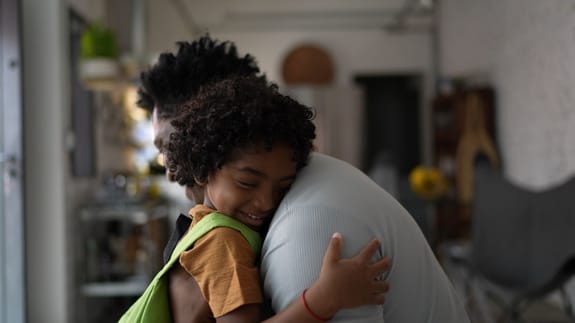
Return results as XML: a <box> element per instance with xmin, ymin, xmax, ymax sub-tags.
<box><xmin>301</xmin><ymin>288</ymin><xmax>333</xmax><ymax>322</ymax></box>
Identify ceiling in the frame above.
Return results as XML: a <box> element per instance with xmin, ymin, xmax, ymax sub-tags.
<box><xmin>167</xmin><ymin>0</ymin><xmax>435</xmax><ymax>33</ymax></box>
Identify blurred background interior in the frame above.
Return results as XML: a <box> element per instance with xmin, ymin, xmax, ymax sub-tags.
<box><xmin>1</xmin><ymin>0</ymin><xmax>575</xmax><ymax>322</ymax></box>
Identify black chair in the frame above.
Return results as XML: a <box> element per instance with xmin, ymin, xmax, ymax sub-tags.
<box><xmin>448</xmin><ymin>162</ymin><xmax>575</xmax><ymax>322</ymax></box>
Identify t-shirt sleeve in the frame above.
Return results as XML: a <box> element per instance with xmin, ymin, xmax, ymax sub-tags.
<box><xmin>179</xmin><ymin>227</ymin><xmax>263</xmax><ymax>318</ymax></box>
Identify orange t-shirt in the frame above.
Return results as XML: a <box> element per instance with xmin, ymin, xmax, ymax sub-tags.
<box><xmin>179</xmin><ymin>205</ymin><xmax>263</xmax><ymax>318</ymax></box>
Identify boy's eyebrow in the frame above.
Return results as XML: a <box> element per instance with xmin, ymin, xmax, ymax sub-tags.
<box><xmin>232</xmin><ymin>166</ymin><xmax>296</xmax><ymax>181</ymax></box>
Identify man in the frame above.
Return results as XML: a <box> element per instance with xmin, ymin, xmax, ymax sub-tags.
<box><xmin>138</xmin><ymin>35</ymin><xmax>265</xmax><ymax>263</ymax></box>
<box><xmin>138</xmin><ymin>35</ymin><xmax>469</xmax><ymax>322</ymax></box>
<box><xmin>260</xmin><ymin>153</ymin><xmax>470</xmax><ymax>321</ymax></box>
<box><xmin>138</xmin><ymin>35</ymin><xmax>265</xmax><ymax>205</ymax></box>
<box><xmin>137</xmin><ymin>35</ymin><xmax>269</xmax><ymax>321</ymax></box>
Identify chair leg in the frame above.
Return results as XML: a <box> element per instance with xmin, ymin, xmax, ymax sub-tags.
<box><xmin>497</xmin><ymin>309</ymin><xmax>521</xmax><ymax>323</ymax></box>
<box><xmin>466</xmin><ymin>278</ymin><xmax>495</xmax><ymax>323</ymax></box>
<box><xmin>560</xmin><ymin>287</ymin><xmax>574</xmax><ymax>318</ymax></box>
<box><xmin>502</xmin><ymin>298</ymin><xmax>525</xmax><ymax>323</ymax></box>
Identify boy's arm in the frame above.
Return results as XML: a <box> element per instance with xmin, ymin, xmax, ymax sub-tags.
<box><xmin>217</xmin><ymin>234</ymin><xmax>389</xmax><ymax>323</ymax></box>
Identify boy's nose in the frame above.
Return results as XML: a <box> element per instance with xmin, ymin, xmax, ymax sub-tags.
<box><xmin>254</xmin><ymin>190</ymin><xmax>277</xmax><ymax>214</ymax></box>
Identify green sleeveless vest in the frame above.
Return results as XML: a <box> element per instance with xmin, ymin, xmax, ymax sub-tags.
<box><xmin>119</xmin><ymin>212</ymin><xmax>262</xmax><ymax>323</ymax></box>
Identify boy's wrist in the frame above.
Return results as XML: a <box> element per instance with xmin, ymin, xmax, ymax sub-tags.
<box><xmin>303</xmin><ymin>282</ymin><xmax>339</xmax><ymax>320</ymax></box>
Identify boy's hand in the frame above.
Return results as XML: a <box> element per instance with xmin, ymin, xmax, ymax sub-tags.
<box><xmin>304</xmin><ymin>233</ymin><xmax>391</xmax><ymax>318</ymax></box>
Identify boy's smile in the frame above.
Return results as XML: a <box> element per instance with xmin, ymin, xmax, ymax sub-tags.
<box><xmin>203</xmin><ymin>142</ymin><xmax>297</xmax><ymax>231</ymax></box>
<box><xmin>237</xmin><ymin>211</ymin><xmax>269</xmax><ymax>229</ymax></box>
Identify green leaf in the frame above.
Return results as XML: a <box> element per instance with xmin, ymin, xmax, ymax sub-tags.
<box><xmin>80</xmin><ymin>22</ymin><xmax>118</xmax><ymax>59</ymax></box>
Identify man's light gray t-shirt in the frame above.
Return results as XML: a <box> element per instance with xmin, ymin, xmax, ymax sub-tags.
<box><xmin>261</xmin><ymin>153</ymin><xmax>470</xmax><ymax>322</ymax></box>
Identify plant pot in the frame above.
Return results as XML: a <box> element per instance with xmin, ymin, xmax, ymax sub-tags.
<box><xmin>79</xmin><ymin>58</ymin><xmax>119</xmax><ymax>80</ymax></box>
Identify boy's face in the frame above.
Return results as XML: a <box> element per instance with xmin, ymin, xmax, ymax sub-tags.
<box><xmin>152</xmin><ymin>108</ymin><xmax>204</xmax><ymax>203</ymax></box>
<box><xmin>203</xmin><ymin>142</ymin><xmax>297</xmax><ymax>231</ymax></box>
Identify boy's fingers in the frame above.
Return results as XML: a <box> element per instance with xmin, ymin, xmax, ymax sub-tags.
<box><xmin>371</xmin><ymin>293</ymin><xmax>386</xmax><ymax>305</ymax></box>
<box><xmin>356</xmin><ymin>238</ymin><xmax>380</xmax><ymax>263</ymax></box>
<box><xmin>371</xmin><ymin>256</ymin><xmax>391</xmax><ymax>275</ymax></box>
<box><xmin>323</xmin><ymin>232</ymin><xmax>343</xmax><ymax>264</ymax></box>
<box><xmin>371</xmin><ymin>280</ymin><xmax>390</xmax><ymax>294</ymax></box>
<box><xmin>367</xmin><ymin>281</ymin><xmax>389</xmax><ymax>305</ymax></box>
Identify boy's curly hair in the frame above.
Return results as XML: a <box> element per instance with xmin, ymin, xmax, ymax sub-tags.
<box><xmin>137</xmin><ymin>35</ymin><xmax>264</xmax><ymax>119</ymax></box>
<box><xmin>166</xmin><ymin>76</ymin><xmax>316</xmax><ymax>188</ymax></box>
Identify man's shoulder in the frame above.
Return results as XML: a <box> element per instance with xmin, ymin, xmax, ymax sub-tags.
<box><xmin>305</xmin><ymin>153</ymin><xmax>374</xmax><ymax>183</ymax></box>
<box><xmin>284</xmin><ymin>153</ymin><xmax>388</xmax><ymax>208</ymax></box>
<box><xmin>306</xmin><ymin>153</ymin><xmax>351</xmax><ymax>171</ymax></box>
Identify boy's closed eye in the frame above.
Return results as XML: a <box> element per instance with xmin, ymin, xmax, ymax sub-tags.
<box><xmin>237</xmin><ymin>180</ymin><xmax>258</xmax><ymax>188</ymax></box>
<box><xmin>278</xmin><ymin>185</ymin><xmax>292</xmax><ymax>195</ymax></box>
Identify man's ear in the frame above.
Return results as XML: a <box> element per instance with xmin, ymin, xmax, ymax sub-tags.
<box><xmin>194</xmin><ymin>176</ymin><xmax>207</xmax><ymax>186</ymax></box>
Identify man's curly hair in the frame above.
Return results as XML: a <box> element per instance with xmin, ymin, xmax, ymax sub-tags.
<box><xmin>166</xmin><ymin>76</ymin><xmax>316</xmax><ymax>188</ymax></box>
<box><xmin>137</xmin><ymin>35</ymin><xmax>265</xmax><ymax>119</ymax></box>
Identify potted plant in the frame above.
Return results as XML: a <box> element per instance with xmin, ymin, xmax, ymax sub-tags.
<box><xmin>79</xmin><ymin>22</ymin><xmax>120</xmax><ymax>82</ymax></box>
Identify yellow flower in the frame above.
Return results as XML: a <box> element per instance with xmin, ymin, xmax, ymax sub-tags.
<box><xmin>409</xmin><ymin>166</ymin><xmax>449</xmax><ymax>201</ymax></box>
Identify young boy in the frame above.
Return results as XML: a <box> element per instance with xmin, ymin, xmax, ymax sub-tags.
<box><xmin>121</xmin><ymin>76</ymin><xmax>389</xmax><ymax>322</ymax></box>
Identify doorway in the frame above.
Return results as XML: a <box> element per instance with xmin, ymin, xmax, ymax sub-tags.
<box><xmin>355</xmin><ymin>74</ymin><xmax>421</xmax><ymax>173</ymax></box>
<box><xmin>354</xmin><ymin>74</ymin><xmax>429</xmax><ymax>236</ymax></box>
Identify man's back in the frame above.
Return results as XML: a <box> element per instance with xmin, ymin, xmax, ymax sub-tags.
<box><xmin>261</xmin><ymin>153</ymin><xmax>469</xmax><ymax>322</ymax></box>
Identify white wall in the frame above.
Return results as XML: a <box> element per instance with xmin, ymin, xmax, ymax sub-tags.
<box><xmin>145</xmin><ymin>0</ymin><xmax>435</xmax><ymax>165</ymax></box>
<box><xmin>216</xmin><ymin>31</ymin><xmax>431</xmax><ymax>86</ymax></box>
<box><xmin>440</xmin><ymin>0</ymin><xmax>575</xmax><ymax>189</ymax></box>
<box><xmin>67</xmin><ymin>0</ymin><xmax>105</xmax><ymax>22</ymax></box>
<box><xmin>214</xmin><ymin>30</ymin><xmax>435</xmax><ymax>166</ymax></box>
<box><xmin>146</xmin><ymin>1</ymin><xmax>432</xmax><ymax>85</ymax></box>
<box><xmin>440</xmin><ymin>0</ymin><xmax>575</xmax><ymax>311</ymax></box>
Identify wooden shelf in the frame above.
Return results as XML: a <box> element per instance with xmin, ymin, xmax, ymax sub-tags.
<box><xmin>82</xmin><ymin>275</ymin><xmax>148</xmax><ymax>297</ymax></box>
<box><xmin>431</xmin><ymin>87</ymin><xmax>496</xmax><ymax>246</ymax></box>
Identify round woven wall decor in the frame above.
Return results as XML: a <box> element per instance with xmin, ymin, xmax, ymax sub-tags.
<box><xmin>282</xmin><ymin>44</ymin><xmax>335</xmax><ymax>85</ymax></box>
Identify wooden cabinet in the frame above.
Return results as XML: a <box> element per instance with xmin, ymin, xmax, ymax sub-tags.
<box><xmin>431</xmin><ymin>87</ymin><xmax>496</xmax><ymax>244</ymax></box>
